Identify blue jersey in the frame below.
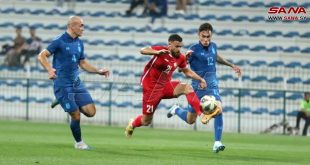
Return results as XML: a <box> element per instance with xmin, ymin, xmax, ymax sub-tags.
<box><xmin>188</xmin><ymin>42</ymin><xmax>218</xmax><ymax>90</ymax></box>
<box><xmin>47</xmin><ymin>32</ymin><xmax>85</xmax><ymax>87</ymax></box>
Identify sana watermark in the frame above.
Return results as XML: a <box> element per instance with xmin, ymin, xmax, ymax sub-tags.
<box><xmin>266</xmin><ymin>6</ymin><xmax>308</xmax><ymax>21</ymax></box>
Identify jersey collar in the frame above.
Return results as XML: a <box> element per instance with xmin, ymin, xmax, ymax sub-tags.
<box><xmin>199</xmin><ymin>41</ymin><xmax>210</xmax><ymax>49</ymax></box>
<box><xmin>64</xmin><ymin>31</ymin><xmax>78</xmax><ymax>41</ymax></box>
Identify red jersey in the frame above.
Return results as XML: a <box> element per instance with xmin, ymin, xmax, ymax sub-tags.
<box><xmin>140</xmin><ymin>46</ymin><xmax>187</xmax><ymax>90</ymax></box>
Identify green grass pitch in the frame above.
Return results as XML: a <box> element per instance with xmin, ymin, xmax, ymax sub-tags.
<box><xmin>0</xmin><ymin>120</ymin><xmax>309</xmax><ymax>165</ymax></box>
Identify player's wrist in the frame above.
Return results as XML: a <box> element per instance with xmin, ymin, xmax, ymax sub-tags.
<box><xmin>47</xmin><ymin>67</ymin><xmax>54</xmax><ymax>72</ymax></box>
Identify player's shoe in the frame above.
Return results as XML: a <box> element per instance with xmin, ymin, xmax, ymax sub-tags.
<box><xmin>51</xmin><ymin>99</ymin><xmax>59</xmax><ymax>109</ymax></box>
<box><xmin>74</xmin><ymin>141</ymin><xmax>91</xmax><ymax>150</ymax></box>
<box><xmin>125</xmin><ymin>118</ymin><xmax>135</xmax><ymax>137</ymax></box>
<box><xmin>201</xmin><ymin>108</ymin><xmax>221</xmax><ymax>124</ymax></box>
<box><xmin>167</xmin><ymin>104</ymin><xmax>179</xmax><ymax>118</ymax></box>
<box><xmin>293</xmin><ymin>127</ymin><xmax>300</xmax><ymax>135</ymax></box>
<box><xmin>213</xmin><ymin>141</ymin><xmax>225</xmax><ymax>153</ymax></box>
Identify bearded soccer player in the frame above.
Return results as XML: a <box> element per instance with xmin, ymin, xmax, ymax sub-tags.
<box><xmin>167</xmin><ymin>23</ymin><xmax>242</xmax><ymax>153</ymax></box>
<box><xmin>125</xmin><ymin>34</ymin><xmax>216</xmax><ymax>137</ymax></box>
<box><xmin>38</xmin><ymin>16</ymin><xmax>110</xmax><ymax>150</ymax></box>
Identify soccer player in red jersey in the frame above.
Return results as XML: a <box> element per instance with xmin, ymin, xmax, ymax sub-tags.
<box><xmin>125</xmin><ymin>34</ymin><xmax>208</xmax><ymax>137</ymax></box>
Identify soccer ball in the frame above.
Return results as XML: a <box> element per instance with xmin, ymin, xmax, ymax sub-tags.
<box><xmin>200</xmin><ymin>95</ymin><xmax>217</xmax><ymax>113</ymax></box>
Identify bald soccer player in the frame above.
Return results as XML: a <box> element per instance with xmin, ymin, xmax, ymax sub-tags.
<box><xmin>38</xmin><ymin>16</ymin><xmax>110</xmax><ymax>150</ymax></box>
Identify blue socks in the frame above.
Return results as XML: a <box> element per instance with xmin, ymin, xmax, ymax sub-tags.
<box><xmin>175</xmin><ymin>107</ymin><xmax>188</xmax><ymax>123</ymax></box>
<box><xmin>175</xmin><ymin>104</ymin><xmax>223</xmax><ymax>141</ymax></box>
<box><xmin>214</xmin><ymin>113</ymin><xmax>223</xmax><ymax>141</ymax></box>
<box><xmin>70</xmin><ymin>119</ymin><xmax>81</xmax><ymax>143</ymax></box>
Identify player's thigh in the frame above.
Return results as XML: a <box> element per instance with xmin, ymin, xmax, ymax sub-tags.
<box><xmin>80</xmin><ymin>103</ymin><xmax>96</xmax><ymax>117</ymax></box>
<box><xmin>142</xmin><ymin>91</ymin><xmax>161</xmax><ymax>115</ymax></box>
<box><xmin>54</xmin><ymin>87</ymin><xmax>79</xmax><ymax>113</ymax></box>
<box><xmin>172</xmin><ymin>82</ymin><xmax>194</xmax><ymax>97</ymax></box>
<box><xmin>162</xmin><ymin>81</ymin><xmax>186</xmax><ymax>98</ymax></box>
<box><xmin>75</xmin><ymin>85</ymin><xmax>95</xmax><ymax>114</ymax></box>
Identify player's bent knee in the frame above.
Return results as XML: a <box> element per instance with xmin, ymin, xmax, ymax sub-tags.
<box><xmin>187</xmin><ymin>112</ymin><xmax>197</xmax><ymax>124</ymax></box>
<box><xmin>81</xmin><ymin>104</ymin><xmax>96</xmax><ymax>117</ymax></box>
<box><xmin>86</xmin><ymin>110</ymin><xmax>96</xmax><ymax>117</ymax></box>
<box><xmin>69</xmin><ymin>110</ymin><xmax>81</xmax><ymax>120</ymax></box>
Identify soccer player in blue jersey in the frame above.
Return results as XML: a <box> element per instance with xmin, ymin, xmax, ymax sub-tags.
<box><xmin>167</xmin><ymin>22</ymin><xmax>241</xmax><ymax>153</ymax></box>
<box><xmin>37</xmin><ymin>16</ymin><xmax>110</xmax><ymax>150</ymax></box>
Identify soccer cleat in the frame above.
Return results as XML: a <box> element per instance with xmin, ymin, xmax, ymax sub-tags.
<box><xmin>51</xmin><ymin>99</ymin><xmax>59</xmax><ymax>108</ymax></box>
<box><xmin>293</xmin><ymin>127</ymin><xmax>300</xmax><ymax>135</ymax></box>
<box><xmin>213</xmin><ymin>141</ymin><xmax>225</xmax><ymax>153</ymax></box>
<box><xmin>167</xmin><ymin>104</ymin><xmax>179</xmax><ymax>118</ymax></box>
<box><xmin>201</xmin><ymin>107</ymin><xmax>220</xmax><ymax>124</ymax></box>
<box><xmin>125</xmin><ymin>118</ymin><xmax>135</xmax><ymax>137</ymax></box>
<box><xmin>74</xmin><ymin>141</ymin><xmax>91</xmax><ymax>150</ymax></box>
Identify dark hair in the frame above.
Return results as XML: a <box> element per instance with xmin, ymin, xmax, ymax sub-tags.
<box><xmin>168</xmin><ymin>34</ymin><xmax>182</xmax><ymax>42</ymax></box>
<box><xmin>199</xmin><ymin>23</ymin><xmax>213</xmax><ymax>32</ymax></box>
<box><xmin>15</xmin><ymin>25</ymin><xmax>22</xmax><ymax>30</ymax></box>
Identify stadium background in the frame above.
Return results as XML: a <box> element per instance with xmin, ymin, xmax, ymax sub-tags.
<box><xmin>0</xmin><ymin>0</ymin><xmax>309</xmax><ymax>135</ymax></box>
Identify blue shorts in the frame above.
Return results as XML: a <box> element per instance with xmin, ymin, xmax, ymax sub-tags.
<box><xmin>188</xmin><ymin>88</ymin><xmax>221</xmax><ymax>114</ymax></box>
<box><xmin>194</xmin><ymin>88</ymin><xmax>221</xmax><ymax>101</ymax></box>
<box><xmin>53</xmin><ymin>83</ymin><xmax>94</xmax><ymax>113</ymax></box>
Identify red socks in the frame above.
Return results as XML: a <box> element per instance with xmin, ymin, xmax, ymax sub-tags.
<box><xmin>132</xmin><ymin>115</ymin><xmax>143</xmax><ymax>128</ymax></box>
<box><xmin>186</xmin><ymin>92</ymin><xmax>202</xmax><ymax>116</ymax></box>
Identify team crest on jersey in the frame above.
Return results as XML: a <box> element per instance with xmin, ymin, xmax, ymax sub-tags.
<box><xmin>200</xmin><ymin>52</ymin><xmax>205</xmax><ymax>56</ymax></box>
<box><xmin>78</xmin><ymin>45</ymin><xmax>81</xmax><ymax>53</ymax></box>
<box><xmin>66</xmin><ymin>47</ymin><xmax>70</xmax><ymax>50</ymax></box>
<box><xmin>65</xmin><ymin>103</ymin><xmax>71</xmax><ymax>109</ymax></box>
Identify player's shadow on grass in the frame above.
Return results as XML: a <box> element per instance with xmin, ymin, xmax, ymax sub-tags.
<box><xmin>91</xmin><ymin>147</ymin><xmax>156</xmax><ymax>159</ymax></box>
<box><xmin>223</xmin><ymin>154</ymin><xmax>282</xmax><ymax>162</ymax></box>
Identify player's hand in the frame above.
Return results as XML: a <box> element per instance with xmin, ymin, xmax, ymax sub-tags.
<box><xmin>157</xmin><ymin>49</ymin><xmax>169</xmax><ymax>55</ymax></box>
<box><xmin>48</xmin><ymin>68</ymin><xmax>57</xmax><ymax>80</ymax></box>
<box><xmin>185</xmin><ymin>50</ymin><xmax>193</xmax><ymax>60</ymax></box>
<box><xmin>198</xmin><ymin>79</ymin><xmax>207</xmax><ymax>89</ymax></box>
<box><xmin>232</xmin><ymin>65</ymin><xmax>242</xmax><ymax>78</ymax></box>
<box><xmin>98</xmin><ymin>68</ymin><xmax>110</xmax><ymax>77</ymax></box>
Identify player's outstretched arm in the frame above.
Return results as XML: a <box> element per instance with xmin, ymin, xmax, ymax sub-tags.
<box><xmin>216</xmin><ymin>54</ymin><xmax>242</xmax><ymax>78</ymax></box>
<box><xmin>37</xmin><ymin>49</ymin><xmax>56</xmax><ymax>79</ymax></box>
<box><xmin>140</xmin><ymin>47</ymin><xmax>169</xmax><ymax>56</ymax></box>
<box><xmin>79</xmin><ymin>60</ymin><xmax>110</xmax><ymax>77</ymax></box>
<box><xmin>180</xmin><ymin>67</ymin><xmax>207</xmax><ymax>89</ymax></box>
<box><xmin>185</xmin><ymin>50</ymin><xmax>193</xmax><ymax>61</ymax></box>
